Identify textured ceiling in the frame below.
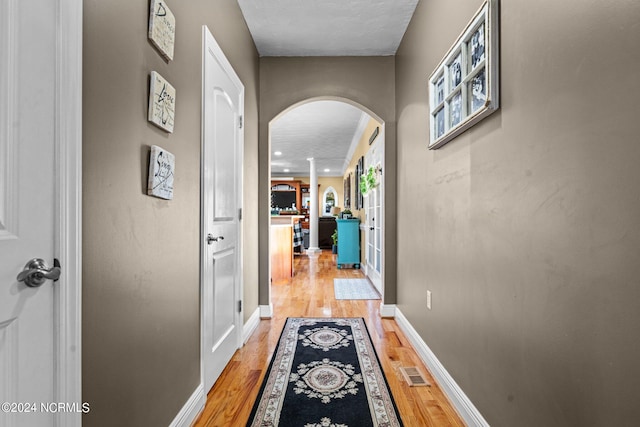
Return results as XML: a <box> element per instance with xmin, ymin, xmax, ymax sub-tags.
<box><xmin>237</xmin><ymin>0</ymin><xmax>419</xmax><ymax>56</ymax></box>
<box><xmin>271</xmin><ymin>101</ymin><xmax>369</xmax><ymax>177</ymax></box>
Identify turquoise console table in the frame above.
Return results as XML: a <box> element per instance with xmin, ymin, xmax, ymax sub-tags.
<box><xmin>336</xmin><ymin>219</ymin><xmax>360</xmax><ymax>269</ymax></box>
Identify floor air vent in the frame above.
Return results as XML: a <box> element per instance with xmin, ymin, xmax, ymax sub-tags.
<box><xmin>399</xmin><ymin>366</ymin><xmax>430</xmax><ymax>387</ymax></box>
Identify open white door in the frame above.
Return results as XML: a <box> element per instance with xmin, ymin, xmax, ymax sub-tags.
<box><xmin>0</xmin><ymin>0</ymin><xmax>82</xmax><ymax>426</ymax></box>
<box><xmin>364</xmin><ymin>134</ymin><xmax>383</xmax><ymax>295</ymax></box>
<box><xmin>201</xmin><ymin>26</ymin><xmax>244</xmax><ymax>393</ymax></box>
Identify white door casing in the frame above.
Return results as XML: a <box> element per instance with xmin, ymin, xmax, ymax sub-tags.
<box><xmin>0</xmin><ymin>0</ymin><xmax>82</xmax><ymax>426</ymax></box>
<box><xmin>201</xmin><ymin>26</ymin><xmax>244</xmax><ymax>394</ymax></box>
<box><xmin>365</xmin><ymin>132</ymin><xmax>383</xmax><ymax>295</ymax></box>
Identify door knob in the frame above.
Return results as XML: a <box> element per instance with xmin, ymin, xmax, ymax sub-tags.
<box><xmin>369</xmin><ymin>227</ymin><xmax>375</xmax><ymax>230</ymax></box>
<box><xmin>17</xmin><ymin>258</ymin><xmax>61</xmax><ymax>287</ymax></box>
<box><xmin>207</xmin><ymin>234</ymin><xmax>224</xmax><ymax>244</ymax></box>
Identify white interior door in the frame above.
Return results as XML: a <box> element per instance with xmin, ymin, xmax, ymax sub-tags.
<box><xmin>365</xmin><ymin>187</ymin><xmax>382</xmax><ymax>293</ymax></box>
<box><xmin>201</xmin><ymin>26</ymin><xmax>244</xmax><ymax>393</ymax></box>
<box><xmin>365</xmin><ymin>136</ymin><xmax>383</xmax><ymax>294</ymax></box>
<box><xmin>0</xmin><ymin>0</ymin><xmax>81</xmax><ymax>426</ymax></box>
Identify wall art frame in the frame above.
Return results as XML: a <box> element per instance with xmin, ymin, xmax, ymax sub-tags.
<box><xmin>344</xmin><ymin>173</ymin><xmax>352</xmax><ymax>209</ymax></box>
<box><xmin>147</xmin><ymin>145</ymin><xmax>175</xmax><ymax>200</ymax></box>
<box><xmin>369</xmin><ymin>126</ymin><xmax>379</xmax><ymax>145</ymax></box>
<box><xmin>354</xmin><ymin>156</ymin><xmax>364</xmax><ymax>210</ymax></box>
<box><xmin>148</xmin><ymin>0</ymin><xmax>176</xmax><ymax>61</ymax></box>
<box><xmin>148</xmin><ymin>71</ymin><xmax>176</xmax><ymax>133</ymax></box>
<box><xmin>428</xmin><ymin>0</ymin><xmax>499</xmax><ymax>150</ymax></box>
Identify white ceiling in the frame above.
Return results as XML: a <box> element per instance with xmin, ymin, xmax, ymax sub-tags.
<box><xmin>237</xmin><ymin>0</ymin><xmax>419</xmax><ymax>56</ymax></box>
<box><xmin>237</xmin><ymin>1</ymin><xmax>416</xmax><ymax>178</ymax></box>
<box><xmin>271</xmin><ymin>101</ymin><xmax>370</xmax><ymax>177</ymax></box>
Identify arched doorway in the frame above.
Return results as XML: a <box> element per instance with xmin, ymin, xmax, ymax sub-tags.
<box><xmin>265</xmin><ymin>97</ymin><xmax>387</xmax><ymax>313</ymax></box>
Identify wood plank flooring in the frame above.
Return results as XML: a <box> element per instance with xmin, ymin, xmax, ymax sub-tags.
<box><xmin>194</xmin><ymin>250</ymin><xmax>465</xmax><ymax>426</ymax></box>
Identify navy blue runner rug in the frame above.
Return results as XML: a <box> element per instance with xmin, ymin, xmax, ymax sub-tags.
<box><xmin>247</xmin><ymin>317</ymin><xmax>403</xmax><ymax>426</ymax></box>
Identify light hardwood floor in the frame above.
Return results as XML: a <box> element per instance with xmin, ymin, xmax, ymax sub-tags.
<box><xmin>194</xmin><ymin>250</ymin><xmax>464</xmax><ymax>426</ymax></box>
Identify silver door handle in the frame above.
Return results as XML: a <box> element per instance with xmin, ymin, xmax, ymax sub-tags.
<box><xmin>207</xmin><ymin>234</ymin><xmax>224</xmax><ymax>244</ymax></box>
<box><xmin>17</xmin><ymin>258</ymin><xmax>61</xmax><ymax>288</ymax></box>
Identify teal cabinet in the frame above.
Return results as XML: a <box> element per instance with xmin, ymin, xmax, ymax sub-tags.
<box><xmin>336</xmin><ymin>219</ymin><xmax>360</xmax><ymax>269</ymax></box>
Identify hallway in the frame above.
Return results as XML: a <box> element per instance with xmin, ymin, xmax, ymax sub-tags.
<box><xmin>194</xmin><ymin>251</ymin><xmax>464</xmax><ymax>426</ymax></box>
<box><xmin>70</xmin><ymin>1</ymin><xmax>640</xmax><ymax>424</ymax></box>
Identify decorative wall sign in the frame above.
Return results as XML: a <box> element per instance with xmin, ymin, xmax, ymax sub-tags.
<box><xmin>148</xmin><ymin>71</ymin><xmax>176</xmax><ymax>133</ymax></box>
<box><xmin>147</xmin><ymin>145</ymin><xmax>175</xmax><ymax>200</ymax></box>
<box><xmin>369</xmin><ymin>126</ymin><xmax>379</xmax><ymax>145</ymax></box>
<box><xmin>148</xmin><ymin>0</ymin><xmax>175</xmax><ymax>61</ymax></box>
<box><xmin>428</xmin><ymin>0</ymin><xmax>499</xmax><ymax>149</ymax></box>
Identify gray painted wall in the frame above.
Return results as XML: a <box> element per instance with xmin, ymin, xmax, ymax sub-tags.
<box><xmin>258</xmin><ymin>57</ymin><xmax>397</xmax><ymax>305</ymax></box>
<box><xmin>82</xmin><ymin>0</ymin><xmax>259</xmax><ymax>425</ymax></box>
<box><xmin>82</xmin><ymin>0</ymin><xmax>640</xmax><ymax>424</ymax></box>
<box><xmin>396</xmin><ymin>0</ymin><xmax>640</xmax><ymax>425</ymax></box>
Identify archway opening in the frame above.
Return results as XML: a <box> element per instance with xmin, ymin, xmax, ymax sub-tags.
<box><xmin>266</xmin><ymin>97</ymin><xmax>387</xmax><ymax>309</ymax></box>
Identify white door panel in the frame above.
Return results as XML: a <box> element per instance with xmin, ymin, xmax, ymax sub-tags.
<box><xmin>211</xmin><ymin>249</ymin><xmax>235</xmax><ymax>344</ymax></box>
<box><xmin>202</xmin><ymin>26</ymin><xmax>244</xmax><ymax>394</ymax></box>
<box><xmin>2</xmin><ymin>0</ymin><xmax>55</xmax><ymax>424</ymax></box>
<box><xmin>0</xmin><ymin>0</ymin><xmax>81</xmax><ymax>425</ymax></box>
<box><xmin>0</xmin><ymin>0</ymin><xmax>59</xmax><ymax>425</ymax></box>
<box><xmin>213</xmin><ymin>90</ymin><xmax>238</xmax><ymax>221</ymax></box>
<box><xmin>365</xmin><ymin>135</ymin><xmax>383</xmax><ymax>295</ymax></box>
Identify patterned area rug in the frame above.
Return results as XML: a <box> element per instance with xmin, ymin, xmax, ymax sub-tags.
<box><xmin>334</xmin><ymin>279</ymin><xmax>381</xmax><ymax>300</ymax></box>
<box><xmin>247</xmin><ymin>318</ymin><xmax>403</xmax><ymax>427</ymax></box>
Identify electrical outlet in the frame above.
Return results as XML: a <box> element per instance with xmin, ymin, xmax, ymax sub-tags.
<box><xmin>426</xmin><ymin>290</ymin><xmax>432</xmax><ymax>310</ymax></box>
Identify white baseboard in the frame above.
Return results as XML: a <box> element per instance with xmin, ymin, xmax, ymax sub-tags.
<box><xmin>169</xmin><ymin>383</ymin><xmax>205</xmax><ymax>427</ymax></box>
<box><xmin>243</xmin><ymin>307</ymin><xmax>260</xmax><ymax>344</ymax></box>
<box><xmin>171</xmin><ymin>309</ymin><xmax>260</xmax><ymax>427</ymax></box>
<box><xmin>394</xmin><ymin>309</ymin><xmax>490</xmax><ymax>427</ymax></box>
<box><xmin>259</xmin><ymin>303</ymin><xmax>273</xmax><ymax>318</ymax></box>
<box><xmin>379</xmin><ymin>303</ymin><xmax>396</xmax><ymax>318</ymax></box>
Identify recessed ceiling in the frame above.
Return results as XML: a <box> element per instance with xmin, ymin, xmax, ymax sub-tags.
<box><xmin>237</xmin><ymin>0</ymin><xmax>419</xmax><ymax>56</ymax></box>
<box><xmin>271</xmin><ymin>101</ymin><xmax>370</xmax><ymax>177</ymax></box>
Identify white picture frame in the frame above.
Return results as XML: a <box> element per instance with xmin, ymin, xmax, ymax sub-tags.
<box><xmin>148</xmin><ymin>0</ymin><xmax>175</xmax><ymax>61</ymax></box>
<box><xmin>428</xmin><ymin>0</ymin><xmax>500</xmax><ymax>149</ymax></box>
<box><xmin>148</xmin><ymin>71</ymin><xmax>176</xmax><ymax>133</ymax></box>
<box><xmin>147</xmin><ymin>145</ymin><xmax>175</xmax><ymax>200</ymax></box>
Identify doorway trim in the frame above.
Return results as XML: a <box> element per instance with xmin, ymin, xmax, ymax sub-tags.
<box><xmin>55</xmin><ymin>0</ymin><xmax>83</xmax><ymax>425</ymax></box>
